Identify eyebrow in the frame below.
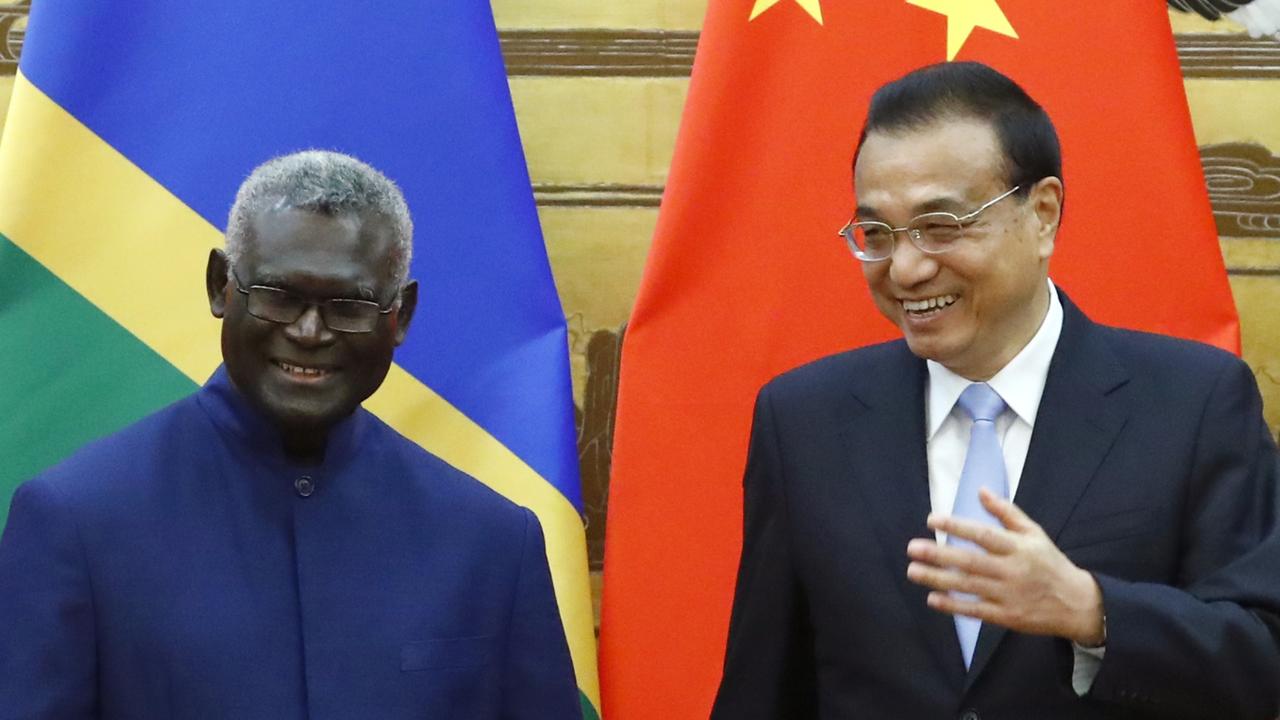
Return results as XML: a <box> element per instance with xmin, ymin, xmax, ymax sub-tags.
<box><xmin>252</xmin><ymin>276</ymin><xmax>378</xmax><ymax>302</ymax></box>
<box><xmin>855</xmin><ymin>195</ymin><xmax>972</xmax><ymax>221</ymax></box>
<box><xmin>252</xmin><ymin>272</ymin><xmax>287</xmax><ymax>287</ymax></box>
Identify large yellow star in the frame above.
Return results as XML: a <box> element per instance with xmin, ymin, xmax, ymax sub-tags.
<box><xmin>906</xmin><ymin>0</ymin><xmax>1017</xmax><ymax>60</ymax></box>
<box><xmin>750</xmin><ymin>0</ymin><xmax>823</xmax><ymax>25</ymax></box>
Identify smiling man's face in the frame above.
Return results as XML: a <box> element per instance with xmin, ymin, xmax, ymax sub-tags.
<box><xmin>854</xmin><ymin>116</ymin><xmax>1059</xmax><ymax>380</ymax></box>
<box><xmin>210</xmin><ymin>204</ymin><xmax>414</xmax><ymax>440</ymax></box>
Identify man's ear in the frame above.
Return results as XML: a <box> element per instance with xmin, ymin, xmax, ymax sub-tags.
<box><xmin>1030</xmin><ymin>176</ymin><xmax>1063</xmax><ymax>259</ymax></box>
<box><xmin>392</xmin><ymin>280</ymin><xmax>418</xmax><ymax>346</ymax></box>
<box><xmin>207</xmin><ymin>248</ymin><xmax>231</xmax><ymax>318</ymax></box>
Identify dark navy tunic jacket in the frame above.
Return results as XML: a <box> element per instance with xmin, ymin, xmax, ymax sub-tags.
<box><xmin>0</xmin><ymin>367</ymin><xmax>581</xmax><ymax>719</ymax></box>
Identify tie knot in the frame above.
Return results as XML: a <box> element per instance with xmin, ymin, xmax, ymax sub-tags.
<box><xmin>957</xmin><ymin>383</ymin><xmax>1006</xmax><ymax>423</ymax></box>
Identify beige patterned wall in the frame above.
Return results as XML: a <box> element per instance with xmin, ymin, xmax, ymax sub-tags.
<box><xmin>491</xmin><ymin>1</ymin><xmax>707</xmax><ymax>604</ymax></box>
<box><xmin>1173</xmin><ymin>12</ymin><xmax>1280</xmax><ymax>435</ymax></box>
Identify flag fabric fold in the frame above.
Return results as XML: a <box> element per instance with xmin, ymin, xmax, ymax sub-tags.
<box><xmin>0</xmin><ymin>3</ymin><xmax>598</xmax><ymax>715</ymax></box>
<box><xmin>601</xmin><ymin>2</ymin><xmax>1236</xmax><ymax>718</ymax></box>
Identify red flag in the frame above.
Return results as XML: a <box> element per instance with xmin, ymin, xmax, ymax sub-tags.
<box><xmin>600</xmin><ymin>2</ymin><xmax>1237</xmax><ymax>718</ymax></box>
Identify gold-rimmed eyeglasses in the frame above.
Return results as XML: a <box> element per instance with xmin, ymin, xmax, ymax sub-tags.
<box><xmin>838</xmin><ymin>185</ymin><xmax>1021</xmax><ymax>262</ymax></box>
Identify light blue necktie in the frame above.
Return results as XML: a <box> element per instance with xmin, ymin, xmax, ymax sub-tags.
<box><xmin>950</xmin><ymin>382</ymin><xmax>1009</xmax><ymax>669</ymax></box>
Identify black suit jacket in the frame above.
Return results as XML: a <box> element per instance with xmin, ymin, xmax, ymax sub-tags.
<box><xmin>711</xmin><ymin>294</ymin><xmax>1280</xmax><ymax>720</ymax></box>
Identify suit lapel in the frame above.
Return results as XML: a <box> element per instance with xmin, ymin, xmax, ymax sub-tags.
<box><xmin>964</xmin><ymin>295</ymin><xmax>1130</xmax><ymax>689</ymax></box>
<box><xmin>840</xmin><ymin>342</ymin><xmax>968</xmax><ymax>691</ymax></box>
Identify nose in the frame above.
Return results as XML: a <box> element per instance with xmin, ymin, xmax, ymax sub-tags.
<box><xmin>887</xmin><ymin>231</ymin><xmax>939</xmax><ymax>288</ymax></box>
<box><xmin>282</xmin><ymin>304</ymin><xmax>336</xmax><ymax>347</ymax></box>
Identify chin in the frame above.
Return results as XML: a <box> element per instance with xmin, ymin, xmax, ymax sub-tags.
<box><xmin>903</xmin><ymin>336</ymin><xmax>959</xmax><ymax>367</ymax></box>
<box><xmin>261</xmin><ymin>395</ymin><xmax>352</xmax><ymax>434</ymax></box>
<box><xmin>903</xmin><ymin>333</ymin><xmax>938</xmax><ymax>358</ymax></box>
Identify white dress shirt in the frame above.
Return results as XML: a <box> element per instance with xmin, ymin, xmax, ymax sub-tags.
<box><xmin>923</xmin><ymin>279</ymin><xmax>1103</xmax><ymax>694</ymax></box>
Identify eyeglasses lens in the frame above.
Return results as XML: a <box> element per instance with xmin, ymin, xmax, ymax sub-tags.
<box><xmin>907</xmin><ymin>213</ymin><xmax>963</xmax><ymax>252</ymax></box>
<box><xmin>322</xmin><ymin>300</ymin><xmax>380</xmax><ymax>333</ymax></box>
<box><xmin>844</xmin><ymin>224</ymin><xmax>890</xmax><ymax>260</ymax></box>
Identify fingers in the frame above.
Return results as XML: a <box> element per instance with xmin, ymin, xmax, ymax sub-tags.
<box><xmin>906</xmin><ymin>559</ymin><xmax>1001</xmax><ymax>597</ymax></box>
<box><xmin>979</xmin><ymin>488</ymin><xmax>1037</xmax><ymax>532</ymax></box>
<box><xmin>909</xmin><ymin>502</ymin><xmax>1087</xmax><ymax>638</ymax></box>
<box><xmin>926</xmin><ymin>591</ymin><xmax>1002</xmax><ymax>623</ymax></box>
<box><xmin>906</xmin><ymin>538</ymin><xmax>1007</xmax><ymax>578</ymax></box>
<box><xmin>906</xmin><ymin>538</ymin><xmax>1005</xmax><ymax>599</ymax></box>
<box><xmin>926</xmin><ymin>514</ymin><xmax>1017</xmax><ymax>554</ymax></box>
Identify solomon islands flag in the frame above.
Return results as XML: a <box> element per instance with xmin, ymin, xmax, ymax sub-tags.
<box><xmin>0</xmin><ymin>2</ymin><xmax>599</xmax><ymax>715</ymax></box>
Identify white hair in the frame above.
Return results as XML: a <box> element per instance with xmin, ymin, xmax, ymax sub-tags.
<box><xmin>224</xmin><ymin>150</ymin><xmax>413</xmax><ymax>284</ymax></box>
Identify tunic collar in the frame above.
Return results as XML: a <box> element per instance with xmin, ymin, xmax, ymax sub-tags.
<box><xmin>196</xmin><ymin>365</ymin><xmax>367</xmax><ymax>476</ymax></box>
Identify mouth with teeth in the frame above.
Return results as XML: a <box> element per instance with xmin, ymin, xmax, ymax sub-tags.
<box><xmin>273</xmin><ymin>359</ymin><xmax>335</xmax><ymax>381</ymax></box>
<box><xmin>901</xmin><ymin>294</ymin><xmax>958</xmax><ymax>317</ymax></box>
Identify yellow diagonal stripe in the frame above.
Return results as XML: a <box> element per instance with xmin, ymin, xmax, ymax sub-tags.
<box><xmin>0</xmin><ymin>71</ymin><xmax>600</xmax><ymax>709</ymax></box>
<box><xmin>0</xmin><ymin>76</ymin><xmax>224</xmax><ymax>378</ymax></box>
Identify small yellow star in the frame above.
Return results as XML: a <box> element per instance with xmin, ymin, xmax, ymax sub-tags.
<box><xmin>750</xmin><ymin>0</ymin><xmax>823</xmax><ymax>25</ymax></box>
<box><xmin>906</xmin><ymin>0</ymin><xmax>1018</xmax><ymax>60</ymax></box>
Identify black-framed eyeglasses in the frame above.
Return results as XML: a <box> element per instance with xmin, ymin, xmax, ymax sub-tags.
<box><xmin>838</xmin><ymin>186</ymin><xmax>1021</xmax><ymax>262</ymax></box>
<box><xmin>230</xmin><ymin>269</ymin><xmax>399</xmax><ymax>334</ymax></box>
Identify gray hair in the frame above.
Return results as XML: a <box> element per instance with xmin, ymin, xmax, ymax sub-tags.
<box><xmin>224</xmin><ymin>150</ymin><xmax>414</xmax><ymax>284</ymax></box>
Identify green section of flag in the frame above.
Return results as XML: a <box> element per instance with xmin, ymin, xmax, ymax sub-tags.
<box><xmin>0</xmin><ymin>234</ymin><xmax>196</xmax><ymax>529</ymax></box>
<box><xmin>579</xmin><ymin>691</ymin><xmax>600</xmax><ymax>720</ymax></box>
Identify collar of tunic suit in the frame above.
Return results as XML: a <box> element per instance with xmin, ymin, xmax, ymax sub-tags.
<box><xmin>197</xmin><ymin>364</ymin><xmax>367</xmax><ymax>477</ymax></box>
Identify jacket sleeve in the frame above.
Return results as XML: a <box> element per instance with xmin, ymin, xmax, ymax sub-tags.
<box><xmin>1088</xmin><ymin>357</ymin><xmax>1280</xmax><ymax>720</ymax></box>
<box><xmin>500</xmin><ymin>507</ymin><xmax>583</xmax><ymax>720</ymax></box>
<box><xmin>0</xmin><ymin>478</ymin><xmax>98</xmax><ymax>719</ymax></box>
<box><xmin>710</xmin><ymin>386</ymin><xmax>817</xmax><ymax>720</ymax></box>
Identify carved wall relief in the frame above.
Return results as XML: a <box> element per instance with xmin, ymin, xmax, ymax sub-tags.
<box><xmin>1202</xmin><ymin>143</ymin><xmax>1280</xmax><ymax>241</ymax></box>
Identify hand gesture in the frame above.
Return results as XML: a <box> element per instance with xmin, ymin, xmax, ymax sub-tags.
<box><xmin>905</xmin><ymin>487</ymin><xmax>1106</xmax><ymax>646</ymax></box>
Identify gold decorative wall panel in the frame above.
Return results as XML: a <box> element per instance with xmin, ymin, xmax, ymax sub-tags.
<box><xmin>510</xmin><ymin>77</ymin><xmax>684</xmax><ymax>186</ymax></box>
<box><xmin>1185</xmin><ymin>80</ymin><xmax>1280</xmax><ymax>147</ymax></box>
<box><xmin>500</xmin><ymin>30</ymin><xmax>698</xmax><ymax>77</ymax></box>
<box><xmin>1179</xmin><ymin>34</ymin><xmax>1280</xmax><ymax>78</ymax></box>
<box><xmin>1203</xmin><ymin>143</ymin><xmax>1280</xmax><ymax>238</ymax></box>
<box><xmin>491</xmin><ymin>0</ymin><xmax>705</xmax><ymax>31</ymax></box>
<box><xmin>543</xmin><ymin>208</ymin><xmax>657</xmax><ymax>332</ymax></box>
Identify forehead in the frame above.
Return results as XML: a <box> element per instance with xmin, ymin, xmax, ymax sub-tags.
<box><xmin>240</xmin><ymin>206</ymin><xmax>399</xmax><ymax>286</ymax></box>
<box><xmin>854</xmin><ymin>117</ymin><xmax>1005</xmax><ymax>212</ymax></box>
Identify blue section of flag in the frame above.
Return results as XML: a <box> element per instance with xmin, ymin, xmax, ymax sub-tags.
<box><xmin>19</xmin><ymin>2</ymin><xmax>582</xmax><ymax>509</ymax></box>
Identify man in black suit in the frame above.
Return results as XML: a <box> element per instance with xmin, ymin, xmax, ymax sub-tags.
<box><xmin>710</xmin><ymin>62</ymin><xmax>1280</xmax><ymax>719</ymax></box>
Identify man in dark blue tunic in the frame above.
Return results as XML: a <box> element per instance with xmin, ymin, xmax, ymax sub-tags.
<box><xmin>0</xmin><ymin>150</ymin><xmax>581</xmax><ymax>719</ymax></box>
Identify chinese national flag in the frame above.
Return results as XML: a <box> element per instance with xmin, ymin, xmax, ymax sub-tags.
<box><xmin>600</xmin><ymin>1</ymin><xmax>1238</xmax><ymax>719</ymax></box>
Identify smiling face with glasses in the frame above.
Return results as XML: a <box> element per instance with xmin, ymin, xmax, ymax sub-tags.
<box><xmin>207</xmin><ymin>205</ymin><xmax>418</xmax><ymax>443</ymax></box>
<box><xmin>851</xmin><ymin>116</ymin><xmax>1062</xmax><ymax>381</ymax></box>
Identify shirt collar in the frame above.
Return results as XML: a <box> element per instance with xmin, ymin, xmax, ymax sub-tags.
<box><xmin>926</xmin><ymin>278</ymin><xmax>1064</xmax><ymax>438</ymax></box>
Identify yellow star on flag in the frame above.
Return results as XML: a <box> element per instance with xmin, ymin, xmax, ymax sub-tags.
<box><xmin>906</xmin><ymin>0</ymin><xmax>1017</xmax><ymax>60</ymax></box>
<box><xmin>750</xmin><ymin>0</ymin><xmax>823</xmax><ymax>25</ymax></box>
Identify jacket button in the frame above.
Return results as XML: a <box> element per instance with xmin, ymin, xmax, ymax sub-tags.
<box><xmin>959</xmin><ymin>711</ymin><xmax>980</xmax><ymax>720</ymax></box>
<box><xmin>294</xmin><ymin>476</ymin><xmax>315</xmax><ymax>497</ymax></box>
